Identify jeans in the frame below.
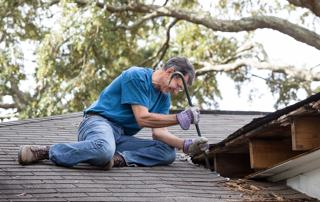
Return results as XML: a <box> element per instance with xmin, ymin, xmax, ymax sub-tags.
<box><xmin>49</xmin><ymin>116</ymin><xmax>176</xmax><ymax>167</ymax></box>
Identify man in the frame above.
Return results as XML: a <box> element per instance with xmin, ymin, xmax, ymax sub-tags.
<box><xmin>18</xmin><ymin>56</ymin><xmax>209</xmax><ymax>169</ymax></box>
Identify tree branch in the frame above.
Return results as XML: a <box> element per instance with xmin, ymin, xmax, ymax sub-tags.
<box><xmin>98</xmin><ymin>2</ymin><xmax>320</xmax><ymax>51</ymax></box>
<box><xmin>0</xmin><ymin>103</ymin><xmax>18</xmax><ymax>109</ymax></box>
<box><xmin>0</xmin><ymin>31</ymin><xmax>7</xmax><ymax>43</ymax></box>
<box><xmin>195</xmin><ymin>58</ymin><xmax>320</xmax><ymax>82</ymax></box>
<box><xmin>49</xmin><ymin>1</ymin><xmax>320</xmax><ymax>50</ymax></box>
<box><xmin>10</xmin><ymin>80</ymin><xmax>28</xmax><ymax>104</ymax></box>
<box><xmin>288</xmin><ymin>0</ymin><xmax>320</xmax><ymax>17</ymax></box>
<box><xmin>48</xmin><ymin>1</ymin><xmax>320</xmax><ymax>51</ymax></box>
<box><xmin>163</xmin><ymin>0</ymin><xmax>169</xmax><ymax>6</ymax></box>
<box><xmin>152</xmin><ymin>19</ymin><xmax>179</xmax><ymax>69</ymax></box>
<box><xmin>221</xmin><ymin>42</ymin><xmax>270</xmax><ymax>64</ymax></box>
<box><xmin>111</xmin><ymin>12</ymin><xmax>161</xmax><ymax>30</ymax></box>
<box><xmin>134</xmin><ymin>19</ymin><xmax>179</xmax><ymax>68</ymax></box>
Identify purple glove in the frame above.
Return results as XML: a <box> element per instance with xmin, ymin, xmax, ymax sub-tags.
<box><xmin>183</xmin><ymin>137</ymin><xmax>209</xmax><ymax>154</ymax></box>
<box><xmin>176</xmin><ymin>107</ymin><xmax>200</xmax><ymax>130</ymax></box>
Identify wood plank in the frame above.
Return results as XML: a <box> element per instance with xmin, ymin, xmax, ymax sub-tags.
<box><xmin>249</xmin><ymin>138</ymin><xmax>304</xmax><ymax>169</ymax></box>
<box><xmin>214</xmin><ymin>153</ymin><xmax>254</xmax><ymax>178</ymax></box>
<box><xmin>291</xmin><ymin>116</ymin><xmax>320</xmax><ymax>150</ymax></box>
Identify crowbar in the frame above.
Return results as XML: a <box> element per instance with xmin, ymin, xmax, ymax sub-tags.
<box><xmin>169</xmin><ymin>71</ymin><xmax>211</xmax><ymax>170</ymax></box>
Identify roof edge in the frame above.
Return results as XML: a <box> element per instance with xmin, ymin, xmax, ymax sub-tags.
<box><xmin>169</xmin><ymin>110</ymin><xmax>271</xmax><ymax>115</ymax></box>
<box><xmin>0</xmin><ymin>109</ymin><xmax>267</xmax><ymax>128</ymax></box>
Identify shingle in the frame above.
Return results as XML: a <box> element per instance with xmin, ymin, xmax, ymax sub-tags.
<box><xmin>137</xmin><ymin>192</ymin><xmax>188</xmax><ymax>197</ymax></box>
<box><xmin>86</xmin><ymin>192</ymin><xmax>139</xmax><ymax>197</ymax></box>
<box><xmin>1</xmin><ymin>189</ymin><xmax>57</xmax><ymax>194</ymax></box>
<box><xmin>119</xmin><ymin>197</ymin><xmax>176</xmax><ymax>202</ymax></box>
<box><xmin>172</xmin><ymin>197</ymin><xmax>222</xmax><ymax>202</ymax></box>
<box><xmin>108</xmin><ymin>188</ymin><xmax>160</xmax><ymax>193</ymax></box>
<box><xmin>21</xmin><ymin>184</ymin><xmax>77</xmax><ymax>189</ymax></box>
<box><xmin>31</xmin><ymin>193</ymin><xmax>88</xmax><ymax>198</ymax></box>
<box><xmin>8</xmin><ymin>197</ymin><xmax>67</xmax><ymax>201</ymax></box>
<box><xmin>64</xmin><ymin>197</ymin><xmax>122</xmax><ymax>201</ymax></box>
<box><xmin>55</xmin><ymin>188</ymin><xmax>108</xmax><ymax>193</ymax></box>
<box><xmin>75</xmin><ymin>184</ymin><xmax>128</xmax><ymax>189</ymax></box>
<box><xmin>1</xmin><ymin>180</ymin><xmax>44</xmax><ymax>184</ymax></box>
<box><xmin>125</xmin><ymin>184</ymin><xmax>174</xmax><ymax>189</ymax></box>
<box><xmin>92</xmin><ymin>180</ymin><xmax>145</xmax><ymax>185</ymax></box>
<box><xmin>0</xmin><ymin>185</ymin><xmax>24</xmax><ymax>190</ymax></box>
<box><xmin>41</xmin><ymin>179</ymin><xmax>95</xmax><ymax>184</ymax></box>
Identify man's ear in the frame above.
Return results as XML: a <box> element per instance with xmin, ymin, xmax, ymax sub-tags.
<box><xmin>166</xmin><ymin>67</ymin><xmax>174</xmax><ymax>74</ymax></box>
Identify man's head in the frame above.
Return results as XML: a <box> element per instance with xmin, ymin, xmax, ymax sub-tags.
<box><xmin>157</xmin><ymin>56</ymin><xmax>195</xmax><ymax>95</ymax></box>
<box><xmin>161</xmin><ymin>56</ymin><xmax>195</xmax><ymax>87</ymax></box>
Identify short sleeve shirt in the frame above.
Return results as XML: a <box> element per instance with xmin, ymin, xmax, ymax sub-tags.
<box><xmin>84</xmin><ymin>67</ymin><xmax>171</xmax><ymax>136</ymax></box>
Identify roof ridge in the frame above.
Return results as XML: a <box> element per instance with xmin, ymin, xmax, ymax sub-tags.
<box><xmin>0</xmin><ymin>111</ymin><xmax>83</xmax><ymax>127</ymax></box>
<box><xmin>0</xmin><ymin>109</ymin><xmax>272</xmax><ymax>128</ymax></box>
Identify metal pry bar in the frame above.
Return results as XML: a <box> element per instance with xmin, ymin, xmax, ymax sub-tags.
<box><xmin>169</xmin><ymin>71</ymin><xmax>211</xmax><ymax>171</ymax></box>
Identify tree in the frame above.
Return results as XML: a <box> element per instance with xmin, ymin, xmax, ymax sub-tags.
<box><xmin>1</xmin><ymin>0</ymin><xmax>320</xmax><ymax>119</ymax></box>
<box><xmin>0</xmin><ymin>0</ymin><xmax>55</xmax><ymax>119</ymax></box>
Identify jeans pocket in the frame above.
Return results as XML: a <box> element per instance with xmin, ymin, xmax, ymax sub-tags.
<box><xmin>77</xmin><ymin>116</ymin><xmax>94</xmax><ymax>141</ymax></box>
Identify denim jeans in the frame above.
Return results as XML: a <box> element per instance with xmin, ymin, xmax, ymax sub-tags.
<box><xmin>49</xmin><ymin>116</ymin><xmax>176</xmax><ymax>168</ymax></box>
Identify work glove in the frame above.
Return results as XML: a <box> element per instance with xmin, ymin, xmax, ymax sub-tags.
<box><xmin>183</xmin><ymin>137</ymin><xmax>209</xmax><ymax>154</ymax></box>
<box><xmin>176</xmin><ymin>106</ymin><xmax>200</xmax><ymax>130</ymax></box>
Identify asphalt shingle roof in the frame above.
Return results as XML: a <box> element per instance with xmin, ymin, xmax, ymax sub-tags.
<box><xmin>0</xmin><ymin>112</ymin><xmax>313</xmax><ymax>201</ymax></box>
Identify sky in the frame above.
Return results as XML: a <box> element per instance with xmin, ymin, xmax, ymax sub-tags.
<box><xmin>216</xmin><ymin>28</ymin><xmax>320</xmax><ymax>112</ymax></box>
<box><xmin>1</xmin><ymin>1</ymin><xmax>320</xmax><ymax>121</ymax></box>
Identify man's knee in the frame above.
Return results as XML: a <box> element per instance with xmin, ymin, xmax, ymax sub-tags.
<box><xmin>161</xmin><ymin>144</ymin><xmax>176</xmax><ymax>164</ymax></box>
<box><xmin>92</xmin><ymin>139</ymin><xmax>114</xmax><ymax>166</ymax></box>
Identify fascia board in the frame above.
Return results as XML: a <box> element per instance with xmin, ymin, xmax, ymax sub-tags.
<box><xmin>248</xmin><ymin>148</ymin><xmax>320</xmax><ymax>181</ymax></box>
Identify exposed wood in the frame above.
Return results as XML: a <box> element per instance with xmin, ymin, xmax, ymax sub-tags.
<box><xmin>214</xmin><ymin>153</ymin><xmax>254</xmax><ymax>178</ymax></box>
<box><xmin>225</xmin><ymin>122</ymin><xmax>276</xmax><ymax>147</ymax></box>
<box><xmin>312</xmin><ymin>100</ymin><xmax>320</xmax><ymax>108</ymax></box>
<box><xmin>249</xmin><ymin>138</ymin><xmax>304</xmax><ymax>169</ymax></box>
<box><xmin>292</xmin><ymin>116</ymin><xmax>320</xmax><ymax>150</ymax></box>
<box><xmin>225</xmin><ymin>123</ymin><xmax>290</xmax><ymax>148</ymax></box>
<box><xmin>277</xmin><ymin>106</ymin><xmax>305</xmax><ymax>122</ymax></box>
<box><xmin>192</xmin><ymin>144</ymin><xmax>250</xmax><ymax>163</ymax></box>
<box><xmin>280</xmin><ymin>121</ymin><xmax>291</xmax><ymax>127</ymax></box>
<box><xmin>246</xmin><ymin>145</ymin><xmax>320</xmax><ymax>180</ymax></box>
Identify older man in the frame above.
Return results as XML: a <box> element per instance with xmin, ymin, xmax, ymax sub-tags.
<box><xmin>18</xmin><ymin>56</ymin><xmax>209</xmax><ymax>170</ymax></box>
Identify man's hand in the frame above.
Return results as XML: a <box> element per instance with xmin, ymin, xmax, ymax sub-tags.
<box><xmin>183</xmin><ymin>137</ymin><xmax>209</xmax><ymax>154</ymax></box>
<box><xmin>176</xmin><ymin>107</ymin><xmax>200</xmax><ymax>130</ymax></box>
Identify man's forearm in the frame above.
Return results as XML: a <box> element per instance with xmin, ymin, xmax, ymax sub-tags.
<box><xmin>137</xmin><ymin>113</ymin><xmax>179</xmax><ymax>128</ymax></box>
<box><xmin>152</xmin><ymin>129</ymin><xmax>184</xmax><ymax>149</ymax></box>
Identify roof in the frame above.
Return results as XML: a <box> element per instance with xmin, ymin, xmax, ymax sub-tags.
<box><xmin>190</xmin><ymin>93</ymin><xmax>320</xmax><ymax>200</ymax></box>
<box><xmin>0</xmin><ymin>111</ymin><xmax>313</xmax><ymax>201</ymax></box>
<box><xmin>211</xmin><ymin>92</ymin><xmax>320</xmax><ymax>150</ymax></box>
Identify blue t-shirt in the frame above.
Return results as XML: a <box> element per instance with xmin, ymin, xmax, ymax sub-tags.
<box><xmin>84</xmin><ymin>67</ymin><xmax>171</xmax><ymax>136</ymax></box>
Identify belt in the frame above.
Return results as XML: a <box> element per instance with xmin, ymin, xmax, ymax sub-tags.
<box><xmin>85</xmin><ymin>113</ymin><xmax>106</xmax><ymax>119</ymax></box>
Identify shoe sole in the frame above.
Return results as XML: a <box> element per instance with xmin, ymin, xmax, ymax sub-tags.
<box><xmin>18</xmin><ymin>146</ymin><xmax>24</xmax><ymax>165</ymax></box>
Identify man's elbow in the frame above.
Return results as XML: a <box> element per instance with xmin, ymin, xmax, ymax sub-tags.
<box><xmin>152</xmin><ymin>132</ymin><xmax>161</xmax><ymax>140</ymax></box>
<box><xmin>137</xmin><ymin>120</ymin><xmax>145</xmax><ymax>128</ymax></box>
<box><xmin>136</xmin><ymin>117</ymin><xmax>149</xmax><ymax>128</ymax></box>
<box><xmin>135</xmin><ymin>113</ymin><xmax>152</xmax><ymax>128</ymax></box>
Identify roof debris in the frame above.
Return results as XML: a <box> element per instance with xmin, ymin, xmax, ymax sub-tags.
<box><xmin>222</xmin><ymin>179</ymin><xmax>317</xmax><ymax>201</ymax></box>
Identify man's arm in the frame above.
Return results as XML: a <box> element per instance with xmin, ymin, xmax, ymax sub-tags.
<box><xmin>131</xmin><ymin>104</ymin><xmax>179</xmax><ymax>128</ymax></box>
<box><xmin>131</xmin><ymin>104</ymin><xmax>208</xmax><ymax>153</ymax></box>
<box><xmin>152</xmin><ymin>127</ymin><xmax>184</xmax><ymax>149</ymax></box>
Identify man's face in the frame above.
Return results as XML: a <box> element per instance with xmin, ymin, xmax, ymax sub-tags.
<box><xmin>162</xmin><ymin>72</ymin><xmax>189</xmax><ymax>95</ymax></box>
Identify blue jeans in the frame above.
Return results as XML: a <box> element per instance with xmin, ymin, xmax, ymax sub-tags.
<box><xmin>49</xmin><ymin>116</ymin><xmax>176</xmax><ymax>167</ymax></box>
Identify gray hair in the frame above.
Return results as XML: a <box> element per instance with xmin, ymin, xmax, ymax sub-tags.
<box><xmin>161</xmin><ymin>56</ymin><xmax>195</xmax><ymax>86</ymax></box>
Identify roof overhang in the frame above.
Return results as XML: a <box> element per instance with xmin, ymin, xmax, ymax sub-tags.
<box><xmin>247</xmin><ymin>146</ymin><xmax>320</xmax><ymax>182</ymax></box>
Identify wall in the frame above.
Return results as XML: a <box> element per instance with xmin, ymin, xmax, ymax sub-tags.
<box><xmin>287</xmin><ymin>167</ymin><xmax>320</xmax><ymax>200</ymax></box>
